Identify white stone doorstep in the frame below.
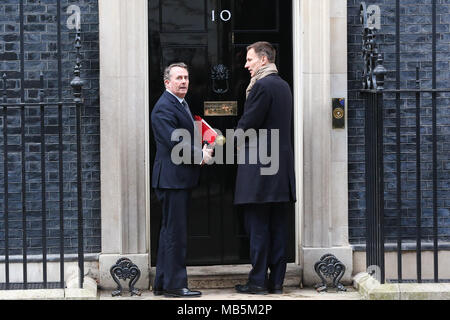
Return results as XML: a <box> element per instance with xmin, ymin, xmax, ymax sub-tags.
<box><xmin>353</xmin><ymin>272</ymin><xmax>450</xmax><ymax>300</ymax></box>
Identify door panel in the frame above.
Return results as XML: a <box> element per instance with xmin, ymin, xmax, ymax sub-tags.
<box><xmin>160</xmin><ymin>0</ymin><xmax>207</xmax><ymax>32</ymax></box>
<box><xmin>233</xmin><ymin>0</ymin><xmax>278</xmax><ymax>31</ymax></box>
<box><xmin>149</xmin><ymin>0</ymin><xmax>294</xmax><ymax>266</ymax></box>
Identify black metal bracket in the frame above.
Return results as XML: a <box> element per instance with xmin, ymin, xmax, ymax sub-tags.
<box><xmin>314</xmin><ymin>254</ymin><xmax>347</xmax><ymax>292</ymax></box>
<box><xmin>110</xmin><ymin>258</ymin><xmax>142</xmax><ymax>297</ymax></box>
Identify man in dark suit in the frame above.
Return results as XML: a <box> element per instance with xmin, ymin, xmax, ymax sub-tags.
<box><xmin>151</xmin><ymin>62</ymin><xmax>213</xmax><ymax>298</ymax></box>
<box><xmin>234</xmin><ymin>42</ymin><xmax>296</xmax><ymax>295</ymax></box>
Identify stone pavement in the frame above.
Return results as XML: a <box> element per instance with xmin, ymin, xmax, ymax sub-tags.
<box><xmin>98</xmin><ymin>286</ymin><xmax>363</xmax><ymax>300</ymax></box>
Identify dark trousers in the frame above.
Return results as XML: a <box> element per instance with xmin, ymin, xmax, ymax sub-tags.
<box><xmin>243</xmin><ymin>202</ymin><xmax>289</xmax><ymax>288</ymax></box>
<box><xmin>153</xmin><ymin>188</ymin><xmax>191</xmax><ymax>290</ymax></box>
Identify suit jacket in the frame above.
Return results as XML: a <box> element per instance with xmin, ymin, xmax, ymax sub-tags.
<box><xmin>151</xmin><ymin>91</ymin><xmax>202</xmax><ymax>189</ymax></box>
<box><xmin>234</xmin><ymin>74</ymin><xmax>296</xmax><ymax>204</ymax></box>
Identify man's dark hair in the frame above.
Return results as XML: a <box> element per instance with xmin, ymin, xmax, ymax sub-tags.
<box><xmin>246</xmin><ymin>41</ymin><xmax>276</xmax><ymax>63</ymax></box>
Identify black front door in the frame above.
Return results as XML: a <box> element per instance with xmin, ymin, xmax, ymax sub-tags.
<box><xmin>149</xmin><ymin>0</ymin><xmax>295</xmax><ymax>265</ymax></box>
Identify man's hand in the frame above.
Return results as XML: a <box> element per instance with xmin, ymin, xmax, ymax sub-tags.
<box><xmin>201</xmin><ymin>144</ymin><xmax>214</xmax><ymax>165</ymax></box>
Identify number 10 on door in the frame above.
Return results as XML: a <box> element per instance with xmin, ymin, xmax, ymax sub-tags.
<box><xmin>212</xmin><ymin>10</ymin><xmax>232</xmax><ymax>22</ymax></box>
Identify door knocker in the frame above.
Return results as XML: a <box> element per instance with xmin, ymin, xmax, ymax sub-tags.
<box><xmin>211</xmin><ymin>64</ymin><xmax>230</xmax><ymax>94</ymax></box>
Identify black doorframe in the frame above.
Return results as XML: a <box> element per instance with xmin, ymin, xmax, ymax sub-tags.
<box><xmin>148</xmin><ymin>0</ymin><xmax>297</xmax><ymax>266</ymax></box>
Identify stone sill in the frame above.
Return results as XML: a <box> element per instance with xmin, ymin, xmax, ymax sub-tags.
<box><xmin>353</xmin><ymin>272</ymin><xmax>450</xmax><ymax>300</ymax></box>
<box><xmin>0</xmin><ymin>277</ymin><xmax>97</xmax><ymax>300</ymax></box>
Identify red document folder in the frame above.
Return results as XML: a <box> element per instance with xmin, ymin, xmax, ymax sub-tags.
<box><xmin>194</xmin><ymin>115</ymin><xmax>218</xmax><ymax>145</ymax></box>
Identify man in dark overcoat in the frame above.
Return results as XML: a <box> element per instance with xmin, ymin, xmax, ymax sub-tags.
<box><xmin>151</xmin><ymin>62</ymin><xmax>212</xmax><ymax>298</ymax></box>
<box><xmin>234</xmin><ymin>42</ymin><xmax>296</xmax><ymax>295</ymax></box>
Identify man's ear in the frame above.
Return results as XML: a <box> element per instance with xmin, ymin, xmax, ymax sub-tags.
<box><xmin>164</xmin><ymin>79</ymin><xmax>169</xmax><ymax>88</ymax></box>
<box><xmin>260</xmin><ymin>55</ymin><xmax>269</xmax><ymax>66</ymax></box>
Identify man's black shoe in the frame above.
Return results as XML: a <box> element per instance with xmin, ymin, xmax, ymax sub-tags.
<box><xmin>164</xmin><ymin>288</ymin><xmax>202</xmax><ymax>298</ymax></box>
<box><xmin>268</xmin><ymin>285</ymin><xmax>283</xmax><ymax>294</ymax></box>
<box><xmin>235</xmin><ymin>283</ymin><xmax>268</xmax><ymax>295</ymax></box>
<box><xmin>153</xmin><ymin>288</ymin><xmax>164</xmax><ymax>296</ymax></box>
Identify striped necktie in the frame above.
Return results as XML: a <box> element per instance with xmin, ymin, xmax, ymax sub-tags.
<box><xmin>182</xmin><ymin>100</ymin><xmax>195</xmax><ymax>124</ymax></box>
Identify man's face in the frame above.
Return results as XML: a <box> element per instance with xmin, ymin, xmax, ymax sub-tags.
<box><xmin>245</xmin><ymin>48</ymin><xmax>267</xmax><ymax>77</ymax></box>
<box><xmin>165</xmin><ymin>66</ymin><xmax>189</xmax><ymax>98</ymax></box>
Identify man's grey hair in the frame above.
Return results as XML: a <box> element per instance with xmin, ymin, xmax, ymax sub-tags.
<box><xmin>163</xmin><ymin>62</ymin><xmax>189</xmax><ymax>82</ymax></box>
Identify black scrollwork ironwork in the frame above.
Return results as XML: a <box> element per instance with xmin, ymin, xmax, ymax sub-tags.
<box><xmin>360</xmin><ymin>2</ymin><xmax>387</xmax><ymax>91</ymax></box>
<box><xmin>314</xmin><ymin>254</ymin><xmax>347</xmax><ymax>292</ymax></box>
<box><xmin>211</xmin><ymin>64</ymin><xmax>230</xmax><ymax>94</ymax></box>
<box><xmin>110</xmin><ymin>258</ymin><xmax>142</xmax><ymax>297</ymax></box>
<box><xmin>70</xmin><ymin>28</ymin><xmax>84</xmax><ymax>104</ymax></box>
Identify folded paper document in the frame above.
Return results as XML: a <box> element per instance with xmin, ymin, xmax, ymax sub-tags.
<box><xmin>194</xmin><ymin>115</ymin><xmax>218</xmax><ymax>145</ymax></box>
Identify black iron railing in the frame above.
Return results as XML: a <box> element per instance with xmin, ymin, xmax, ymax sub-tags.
<box><xmin>360</xmin><ymin>2</ymin><xmax>387</xmax><ymax>284</ymax></box>
<box><xmin>360</xmin><ymin>0</ymin><xmax>450</xmax><ymax>284</ymax></box>
<box><xmin>0</xmin><ymin>27</ymin><xmax>84</xmax><ymax>290</ymax></box>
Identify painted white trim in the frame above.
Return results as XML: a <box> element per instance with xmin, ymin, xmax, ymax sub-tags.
<box><xmin>292</xmin><ymin>0</ymin><xmax>304</xmax><ymax>266</ymax></box>
<box><xmin>99</xmin><ymin>0</ymin><xmax>149</xmax><ymax>255</ymax></box>
<box><xmin>142</xmin><ymin>1</ymin><xmax>151</xmax><ymax>266</ymax></box>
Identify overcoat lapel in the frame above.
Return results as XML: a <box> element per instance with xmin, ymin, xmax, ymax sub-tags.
<box><xmin>163</xmin><ymin>91</ymin><xmax>194</xmax><ymax>129</ymax></box>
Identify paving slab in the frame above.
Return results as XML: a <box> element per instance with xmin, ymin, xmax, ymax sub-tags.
<box><xmin>99</xmin><ymin>286</ymin><xmax>362</xmax><ymax>300</ymax></box>
<box><xmin>354</xmin><ymin>272</ymin><xmax>450</xmax><ymax>300</ymax></box>
<box><xmin>0</xmin><ymin>289</ymin><xmax>65</xmax><ymax>300</ymax></box>
<box><xmin>398</xmin><ymin>283</ymin><xmax>450</xmax><ymax>300</ymax></box>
